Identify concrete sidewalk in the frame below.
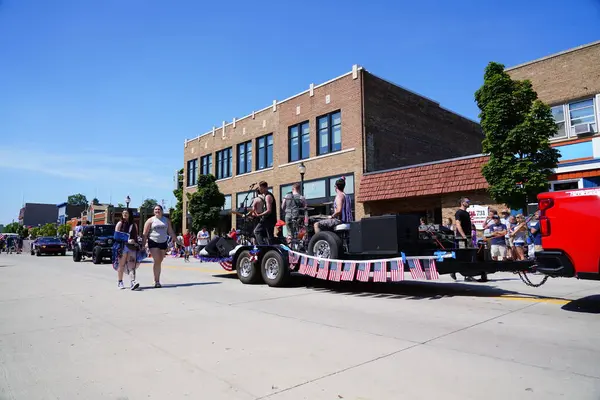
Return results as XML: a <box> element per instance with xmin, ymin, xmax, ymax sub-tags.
<box><xmin>0</xmin><ymin>253</ymin><xmax>599</xmax><ymax>399</ymax></box>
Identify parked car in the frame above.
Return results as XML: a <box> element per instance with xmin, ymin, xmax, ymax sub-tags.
<box><xmin>31</xmin><ymin>236</ymin><xmax>67</xmax><ymax>256</ymax></box>
<box><xmin>73</xmin><ymin>224</ymin><xmax>116</xmax><ymax>264</ymax></box>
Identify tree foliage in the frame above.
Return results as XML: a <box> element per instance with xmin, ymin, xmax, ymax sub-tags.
<box><xmin>29</xmin><ymin>227</ymin><xmax>40</xmax><ymax>238</ymax></box>
<box><xmin>141</xmin><ymin>198</ymin><xmax>158</xmax><ymax>209</ymax></box>
<box><xmin>187</xmin><ymin>174</ymin><xmax>225</xmax><ymax>233</ymax></box>
<box><xmin>68</xmin><ymin>193</ymin><xmax>88</xmax><ymax>206</ymax></box>
<box><xmin>170</xmin><ymin>169</ymin><xmax>184</xmax><ymax>232</ymax></box>
<box><xmin>39</xmin><ymin>223</ymin><xmax>58</xmax><ymax>237</ymax></box>
<box><xmin>2</xmin><ymin>222</ymin><xmax>20</xmax><ymax>234</ymax></box>
<box><xmin>92</xmin><ymin>198</ymin><xmax>100</xmax><ymax>205</ymax></box>
<box><xmin>475</xmin><ymin>62</ymin><xmax>561</xmax><ymax>209</ymax></box>
<box><xmin>57</xmin><ymin>224</ymin><xmax>71</xmax><ymax>236</ymax></box>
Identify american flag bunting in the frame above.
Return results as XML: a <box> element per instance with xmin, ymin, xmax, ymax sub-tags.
<box><xmin>389</xmin><ymin>259</ymin><xmax>404</xmax><ymax>282</ymax></box>
<box><xmin>373</xmin><ymin>261</ymin><xmax>387</xmax><ymax>283</ymax></box>
<box><xmin>341</xmin><ymin>262</ymin><xmax>356</xmax><ymax>281</ymax></box>
<box><xmin>316</xmin><ymin>259</ymin><xmax>329</xmax><ymax>280</ymax></box>
<box><xmin>306</xmin><ymin>257</ymin><xmax>318</xmax><ymax>277</ymax></box>
<box><xmin>298</xmin><ymin>256</ymin><xmax>308</xmax><ymax>275</ymax></box>
<box><xmin>328</xmin><ymin>261</ymin><xmax>342</xmax><ymax>282</ymax></box>
<box><xmin>408</xmin><ymin>258</ymin><xmax>426</xmax><ymax>280</ymax></box>
<box><xmin>422</xmin><ymin>259</ymin><xmax>440</xmax><ymax>280</ymax></box>
<box><xmin>356</xmin><ymin>262</ymin><xmax>371</xmax><ymax>282</ymax></box>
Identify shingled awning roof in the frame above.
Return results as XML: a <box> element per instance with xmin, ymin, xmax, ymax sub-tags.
<box><xmin>357</xmin><ymin>155</ymin><xmax>489</xmax><ymax>202</ymax></box>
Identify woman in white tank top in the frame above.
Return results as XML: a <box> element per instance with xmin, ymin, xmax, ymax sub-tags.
<box><xmin>142</xmin><ymin>205</ymin><xmax>177</xmax><ymax>288</ymax></box>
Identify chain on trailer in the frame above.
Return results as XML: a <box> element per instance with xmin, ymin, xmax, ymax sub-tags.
<box><xmin>517</xmin><ymin>270</ymin><xmax>550</xmax><ymax>287</ymax></box>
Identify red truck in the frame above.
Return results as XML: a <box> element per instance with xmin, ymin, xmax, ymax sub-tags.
<box><xmin>535</xmin><ymin>187</ymin><xmax>600</xmax><ymax>281</ymax></box>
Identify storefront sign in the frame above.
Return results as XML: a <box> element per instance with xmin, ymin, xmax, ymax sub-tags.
<box><xmin>467</xmin><ymin>205</ymin><xmax>488</xmax><ymax>230</ymax></box>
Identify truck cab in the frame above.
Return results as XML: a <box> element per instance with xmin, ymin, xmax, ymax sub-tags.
<box><xmin>535</xmin><ymin>188</ymin><xmax>600</xmax><ymax>280</ymax></box>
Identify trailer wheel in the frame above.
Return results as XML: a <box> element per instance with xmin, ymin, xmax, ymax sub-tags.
<box><xmin>308</xmin><ymin>231</ymin><xmax>343</xmax><ymax>260</ymax></box>
<box><xmin>236</xmin><ymin>250</ymin><xmax>262</xmax><ymax>284</ymax></box>
<box><xmin>261</xmin><ymin>250</ymin><xmax>290</xmax><ymax>287</ymax></box>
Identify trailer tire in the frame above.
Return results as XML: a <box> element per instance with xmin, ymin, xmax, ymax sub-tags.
<box><xmin>261</xmin><ymin>250</ymin><xmax>290</xmax><ymax>287</ymax></box>
<box><xmin>236</xmin><ymin>250</ymin><xmax>262</xmax><ymax>284</ymax></box>
<box><xmin>308</xmin><ymin>231</ymin><xmax>343</xmax><ymax>260</ymax></box>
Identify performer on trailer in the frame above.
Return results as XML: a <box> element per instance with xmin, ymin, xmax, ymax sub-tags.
<box><xmin>253</xmin><ymin>181</ymin><xmax>277</xmax><ymax>245</ymax></box>
<box><xmin>314</xmin><ymin>177</ymin><xmax>353</xmax><ymax>233</ymax></box>
<box><xmin>281</xmin><ymin>182</ymin><xmax>306</xmax><ymax>239</ymax></box>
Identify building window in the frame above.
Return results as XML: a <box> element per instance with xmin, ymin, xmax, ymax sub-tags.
<box><xmin>551</xmin><ymin>98</ymin><xmax>597</xmax><ymax>140</ymax></box>
<box><xmin>216</xmin><ymin>148</ymin><xmax>232</xmax><ymax>180</ymax></box>
<box><xmin>549</xmin><ymin>179</ymin><xmax>582</xmax><ymax>192</ymax></box>
<box><xmin>201</xmin><ymin>154</ymin><xmax>212</xmax><ymax>175</ymax></box>
<box><xmin>236</xmin><ymin>187</ymin><xmax>272</xmax><ymax>210</ymax></box>
<box><xmin>186</xmin><ymin>158</ymin><xmax>198</xmax><ymax>187</ymax></box>
<box><xmin>237</xmin><ymin>141</ymin><xmax>252</xmax><ymax>175</ymax></box>
<box><xmin>289</xmin><ymin>122</ymin><xmax>310</xmax><ymax>162</ymax></box>
<box><xmin>222</xmin><ymin>195</ymin><xmax>232</xmax><ymax>210</ymax></box>
<box><xmin>256</xmin><ymin>134</ymin><xmax>273</xmax><ymax>170</ymax></box>
<box><xmin>317</xmin><ymin>111</ymin><xmax>342</xmax><ymax>155</ymax></box>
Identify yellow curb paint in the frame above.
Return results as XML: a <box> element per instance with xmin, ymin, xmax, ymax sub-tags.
<box><xmin>496</xmin><ymin>295</ymin><xmax>570</xmax><ymax>305</ymax></box>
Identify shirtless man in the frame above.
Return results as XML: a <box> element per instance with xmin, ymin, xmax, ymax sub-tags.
<box><xmin>314</xmin><ymin>177</ymin><xmax>353</xmax><ymax>233</ymax></box>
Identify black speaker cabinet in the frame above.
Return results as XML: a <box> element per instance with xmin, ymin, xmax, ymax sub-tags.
<box><xmin>360</xmin><ymin>214</ymin><xmax>419</xmax><ymax>255</ymax></box>
<box><xmin>348</xmin><ymin>222</ymin><xmax>363</xmax><ymax>253</ymax></box>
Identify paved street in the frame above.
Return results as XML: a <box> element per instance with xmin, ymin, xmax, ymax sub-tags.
<box><xmin>0</xmin><ymin>253</ymin><xmax>599</xmax><ymax>400</ymax></box>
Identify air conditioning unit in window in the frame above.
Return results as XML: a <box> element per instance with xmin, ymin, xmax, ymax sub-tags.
<box><xmin>571</xmin><ymin>123</ymin><xmax>594</xmax><ymax>136</ymax></box>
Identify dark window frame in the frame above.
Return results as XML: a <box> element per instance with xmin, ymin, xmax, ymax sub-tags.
<box><xmin>215</xmin><ymin>147</ymin><xmax>233</xmax><ymax>180</ymax></box>
<box><xmin>200</xmin><ymin>154</ymin><xmax>212</xmax><ymax>176</ymax></box>
<box><xmin>237</xmin><ymin>140</ymin><xmax>253</xmax><ymax>175</ymax></box>
<box><xmin>317</xmin><ymin>110</ymin><xmax>342</xmax><ymax>156</ymax></box>
<box><xmin>186</xmin><ymin>158</ymin><xmax>198</xmax><ymax>187</ymax></box>
<box><xmin>256</xmin><ymin>133</ymin><xmax>274</xmax><ymax>171</ymax></box>
<box><xmin>288</xmin><ymin>121</ymin><xmax>310</xmax><ymax>162</ymax></box>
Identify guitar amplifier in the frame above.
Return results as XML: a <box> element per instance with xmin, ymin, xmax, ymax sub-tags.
<box><xmin>360</xmin><ymin>214</ymin><xmax>419</xmax><ymax>255</ymax></box>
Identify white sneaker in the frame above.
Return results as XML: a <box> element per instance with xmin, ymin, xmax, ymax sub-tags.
<box><xmin>118</xmin><ymin>281</ymin><xmax>125</xmax><ymax>289</ymax></box>
<box><xmin>130</xmin><ymin>280</ymin><xmax>140</xmax><ymax>291</ymax></box>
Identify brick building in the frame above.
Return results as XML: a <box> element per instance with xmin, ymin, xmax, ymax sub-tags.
<box><xmin>506</xmin><ymin>40</ymin><xmax>600</xmax><ymax>190</ymax></box>
<box><xmin>182</xmin><ymin>65</ymin><xmax>483</xmax><ymax>233</ymax></box>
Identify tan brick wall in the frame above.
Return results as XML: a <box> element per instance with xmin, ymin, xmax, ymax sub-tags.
<box><xmin>506</xmin><ymin>42</ymin><xmax>600</xmax><ymax>106</ymax></box>
<box><xmin>182</xmin><ymin>73</ymin><xmax>365</xmax><ymax>231</ymax></box>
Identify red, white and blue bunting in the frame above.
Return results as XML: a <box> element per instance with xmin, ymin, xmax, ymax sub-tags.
<box><xmin>284</xmin><ymin>246</ymin><xmax>455</xmax><ymax>282</ymax></box>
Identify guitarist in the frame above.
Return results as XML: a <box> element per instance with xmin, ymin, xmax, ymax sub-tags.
<box><xmin>253</xmin><ymin>181</ymin><xmax>277</xmax><ymax>245</ymax></box>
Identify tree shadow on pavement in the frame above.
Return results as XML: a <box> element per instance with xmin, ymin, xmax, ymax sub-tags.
<box><xmin>139</xmin><ymin>282</ymin><xmax>221</xmax><ymax>290</ymax></box>
<box><xmin>561</xmin><ymin>295</ymin><xmax>600</xmax><ymax>314</ymax></box>
<box><xmin>291</xmin><ymin>275</ymin><xmax>568</xmax><ymax>302</ymax></box>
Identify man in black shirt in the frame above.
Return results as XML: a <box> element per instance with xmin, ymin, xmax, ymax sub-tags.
<box><xmin>453</xmin><ymin>197</ymin><xmax>487</xmax><ymax>282</ymax></box>
<box><xmin>253</xmin><ymin>181</ymin><xmax>277</xmax><ymax>245</ymax></box>
<box><xmin>454</xmin><ymin>197</ymin><xmax>472</xmax><ymax>241</ymax></box>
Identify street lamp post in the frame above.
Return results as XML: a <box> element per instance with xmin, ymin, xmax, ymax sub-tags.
<box><xmin>298</xmin><ymin>162</ymin><xmax>306</xmax><ymax>196</ymax></box>
<box><xmin>125</xmin><ymin>195</ymin><xmax>131</xmax><ymax>209</ymax></box>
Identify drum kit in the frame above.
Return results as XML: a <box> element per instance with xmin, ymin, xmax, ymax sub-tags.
<box><xmin>229</xmin><ymin>201</ymin><xmax>333</xmax><ymax>249</ymax></box>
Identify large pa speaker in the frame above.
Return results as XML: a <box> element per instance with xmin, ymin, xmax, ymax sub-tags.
<box><xmin>204</xmin><ymin>236</ymin><xmax>237</xmax><ymax>257</ymax></box>
<box><xmin>360</xmin><ymin>214</ymin><xmax>419</xmax><ymax>255</ymax></box>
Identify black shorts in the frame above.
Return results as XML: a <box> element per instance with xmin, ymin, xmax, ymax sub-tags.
<box><xmin>148</xmin><ymin>239</ymin><xmax>168</xmax><ymax>250</ymax></box>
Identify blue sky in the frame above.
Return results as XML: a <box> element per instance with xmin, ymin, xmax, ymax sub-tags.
<box><xmin>1</xmin><ymin>0</ymin><xmax>599</xmax><ymax>225</ymax></box>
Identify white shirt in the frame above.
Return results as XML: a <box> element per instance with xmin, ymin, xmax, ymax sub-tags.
<box><xmin>197</xmin><ymin>230</ymin><xmax>209</xmax><ymax>245</ymax></box>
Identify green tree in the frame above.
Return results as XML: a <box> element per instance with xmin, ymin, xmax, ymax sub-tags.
<box><xmin>68</xmin><ymin>193</ymin><xmax>88</xmax><ymax>206</ymax></box>
<box><xmin>2</xmin><ymin>222</ymin><xmax>20</xmax><ymax>233</ymax></box>
<box><xmin>29</xmin><ymin>227</ymin><xmax>40</xmax><ymax>238</ymax></box>
<box><xmin>187</xmin><ymin>174</ymin><xmax>225</xmax><ymax>233</ymax></box>
<box><xmin>475</xmin><ymin>62</ymin><xmax>561</xmax><ymax>210</ymax></box>
<box><xmin>141</xmin><ymin>198</ymin><xmax>158</xmax><ymax>209</ymax></box>
<box><xmin>92</xmin><ymin>198</ymin><xmax>100</xmax><ymax>205</ymax></box>
<box><xmin>170</xmin><ymin>168</ymin><xmax>184</xmax><ymax>232</ymax></box>
<box><xmin>39</xmin><ymin>223</ymin><xmax>58</xmax><ymax>237</ymax></box>
<box><xmin>57</xmin><ymin>224</ymin><xmax>71</xmax><ymax>236</ymax></box>
<box><xmin>19</xmin><ymin>225</ymin><xmax>29</xmax><ymax>237</ymax></box>
<box><xmin>117</xmin><ymin>203</ymin><xmax>125</xmax><ymax>208</ymax></box>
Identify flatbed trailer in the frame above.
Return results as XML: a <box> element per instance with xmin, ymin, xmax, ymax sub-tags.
<box><xmin>218</xmin><ymin>243</ymin><xmax>537</xmax><ymax>288</ymax></box>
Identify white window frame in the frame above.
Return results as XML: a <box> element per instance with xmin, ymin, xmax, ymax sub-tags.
<box><xmin>550</xmin><ymin>95</ymin><xmax>599</xmax><ymax>141</ymax></box>
<box><xmin>548</xmin><ymin>179</ymin><xmax>583</xmax><ymax>191</ymax></box>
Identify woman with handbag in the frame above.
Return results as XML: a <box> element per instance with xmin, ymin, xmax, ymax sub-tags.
<box><xmin>115</xmin><ymin>209</ymin><xmax>141</xmax><ymax>290</ymax></box>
